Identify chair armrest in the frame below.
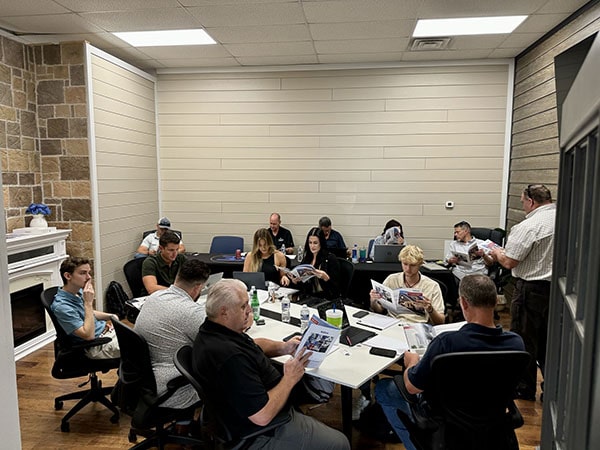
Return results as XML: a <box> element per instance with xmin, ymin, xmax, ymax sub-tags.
<box><xmin>393</xmin><ymin>374</ymin><xmax>419</xmax><ymax>405</ymax></box>
<box><xmin>153</xmin><ymin>375</ymin><xmax>190</xmax><ymax>405</ymax></box>
<box><xmin>71</xmin><ymin>336</ymin><xmax>112</xmax><ymax>350</ymax></box>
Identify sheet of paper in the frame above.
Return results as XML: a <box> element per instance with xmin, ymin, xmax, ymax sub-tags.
<box><xmin>357</xmin><ymin>313</ymin><xmax>401</xmax><ymax>330</ymax></box>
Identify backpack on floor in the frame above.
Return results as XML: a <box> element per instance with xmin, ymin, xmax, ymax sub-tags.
<box><xmin>356</xmin><ymin>401</ymin><xmax>401</xmax><ymax>443</ymax></box>
<box><xmin>105</xmin><ymin>280</ymin><xmax>128</xmax><ymax>320</ymax></box>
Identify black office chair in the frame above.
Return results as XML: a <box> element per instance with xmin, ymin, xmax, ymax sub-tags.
<box><xmin>40</xmin><ymin>287</ymin><xmax>120</xmax><ymax>432</ymax></box>
<box><xmin>123</xmin><ymin>257</ymin><xmax>145</xmax><ymax>298</ymax></box>
<box><xmin>471</xmin><ymin>227</ymin><xmax>509</xmax><ymax>294</ymax></box>
<box><xmin>174</xmin><ymin>345</ymin><xmax>287</xmax><ymax>448</ymax></box>
<box><xmin>470</xmin><ymin>227</ymin><xmax>505</xmax><ymax>246</ymax></box>
<box><xmin>394</xmin><ymin>350</ymin><xmax>530</xmax><ymax>450</ymax></box>
<box><xmin>337</xmin><ymin>257</ymin><xmax>355</xmax><ymax>300</ymax></box>
<box><xmin>112</xmin><ymin>320</ymin><xmax>203</xmax><ymax>450</ymax></box>
<box><xmin>232</xmin><ymin>271</ymin><xmax>267</xmax><ymax>290</ymax></box>
<box><xmin>209</xmin><ymin>236</ymin><xmax>244</xmax><ymax>254</ymax></box>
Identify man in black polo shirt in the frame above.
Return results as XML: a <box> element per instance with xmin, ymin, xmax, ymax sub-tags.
<box><xmin>141</xmin><ymin>230</ymin><xmax>186</xmax><ymax>295</ymax></box>
<box><xmin>192</xmin><ymin>279</ymin><xmax>350</xmax><ymax>450</ymax></box>
<box><xmin>268</xmin><ymin>212</ymin><xmax>294</xmax><ymax>254</ymax></box>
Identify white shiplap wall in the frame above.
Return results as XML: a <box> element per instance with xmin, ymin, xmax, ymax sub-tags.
<box><xmin>157</xmin><ymin>63</ymin><xmax>511</xmax><ymax>259</ymax></box>
<box><xmin>88</xmin><ymin>46</ymin><xmax>159</xmax><ymax>298</ymax></box>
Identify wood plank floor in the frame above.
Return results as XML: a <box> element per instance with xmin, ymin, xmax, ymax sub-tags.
<box><xmin>17</xmin><ymin>312</ymin><xmax>542</xmax><ymax>449</ymax></box>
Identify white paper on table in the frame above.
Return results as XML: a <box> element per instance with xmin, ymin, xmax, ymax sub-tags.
<box><xmin>357</xmin><ymin>313</ymin><xmax>401</xmax><ymax>330</ymax></box>
<box><xmin>363</xmin><ymin>334</ymin><xmax>409</xmax><ymax>353</ymax></box>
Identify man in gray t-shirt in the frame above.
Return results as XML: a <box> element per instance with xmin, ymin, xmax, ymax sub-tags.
<box><xmin>135</xmin><ymin>259</ymin><xmax>210</xmax><ymax>408</ymax></box>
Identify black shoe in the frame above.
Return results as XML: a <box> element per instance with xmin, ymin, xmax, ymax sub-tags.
<box><xmin>514</xmin><ymin>389</ymin><xmax>536</xmax><ymax>401</ymax></box>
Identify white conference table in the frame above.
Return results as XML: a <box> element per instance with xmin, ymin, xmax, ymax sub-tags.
<box><xmin>248</xmin><ymin>298</ymin><xmax>408</xmax><ymax>439</ymax></box>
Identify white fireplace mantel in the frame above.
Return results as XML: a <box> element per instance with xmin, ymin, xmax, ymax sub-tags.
<box><xmin>7</xmin><ymin>229</ymin><xmax>71</xmax><ymax>360</ymax></box>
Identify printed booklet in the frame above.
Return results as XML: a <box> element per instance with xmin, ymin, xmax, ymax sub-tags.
<box><xmin>452</xmin><ymin>241</ymin><xmax>480</xmax><ymax>263</ymax></box>
<box><xmin>295</xmin><ymin>314</ymin><xmax>341</xmax><ymax>368</ymax></box>
<box><xmin>403</xmin><ymin>321</ymin><xmax>467</xmax><ymax>354</ymax></box>
<box><xmin>371</xmin><ymin>280</ymin><xmax>427</xmax><ymax>316</ymax></box>
<box><xmin>276</xmin><ymin>264</ymin><xmax>317</xmax><ymax>282</ymax></box>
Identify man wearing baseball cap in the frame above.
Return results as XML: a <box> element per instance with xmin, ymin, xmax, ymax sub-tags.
<box><xmin>136</xmin><ymin>217</ymin><xmax>185</xmax><ymax>257</ymax></box>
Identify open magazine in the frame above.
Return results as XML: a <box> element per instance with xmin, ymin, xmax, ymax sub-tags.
<box><xmin>276</xmin><ymin>264</ymin><xmax>317</xmax><ymax>283</ymax></box>
<box><xmin>403</xmin><ymin>321</ymin><xmax>467</xmax><ymax>354</ymax></box>
<box><xmin>295</xmin><ymin>314</ymin><xmax>341</xmax><ymax>368</ymax></box>
<box><xmin>479</xmin><ymin>239</ymin><xmax>501</xmax><ymax>251</ymax></box>
<box><xmin>452</xmin><ymin>241</ymin><xmax>480</xmax><ymax>263</ymax></box>
<box><xmin>371</xmin><ymin>280</ymin><xmax>427</xmax><ymax>316</ymax></box>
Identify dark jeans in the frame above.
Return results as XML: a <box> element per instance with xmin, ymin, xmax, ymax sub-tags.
<box><xmin>510</xmin><ymin>278</ymin><xmax>550</xmax><ymax>395</ymax></box>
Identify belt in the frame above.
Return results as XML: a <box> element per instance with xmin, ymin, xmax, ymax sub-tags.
<box><xmin>515</xmin><ymin>278</ymin><xmax>550</xmax><ymax>286</ymax></box>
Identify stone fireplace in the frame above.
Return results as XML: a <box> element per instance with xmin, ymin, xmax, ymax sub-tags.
<box><xmin>7</xmin><ymin>228</ymin><xmax>70</xmax><ymax>360</ymax></box>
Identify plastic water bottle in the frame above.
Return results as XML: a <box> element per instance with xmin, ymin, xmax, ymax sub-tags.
<box><xmin>297</xmin><ymin>245</ymin><xmax>303</xmax><ymax>262</ymax></box>
<box><xmin>281</xmin><ymin>244</ymin><xmax>286</xmax><ymax>254</ymax></box>
<box><xmin>281</xmin><ymin>296</ymin><xmax>291</xmax><ymax>323</ymax></box>
<box><xmin>300</xmin><ymin>304</ymin><xmax>310</xmax><ymax>333</ymax></box>
<box><xmin>351</xmin><ymin>243</ymin><xmax>358</xmax><ymax>263</ymax></box>
<box><xmin>250</xmin><ymin>286</ymin><xmax>260</xmax><ymax>321</ymax></box>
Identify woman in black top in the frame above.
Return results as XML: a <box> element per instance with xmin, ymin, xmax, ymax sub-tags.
<box><xmin>243</xmin><ymin>228</ymin><xmax>289</xmax><ymax>285</ymax></box>
<box><xmin>291</xmin><ymin>227</ymin><xmax>340</xmax><ymax>299</ymax></box>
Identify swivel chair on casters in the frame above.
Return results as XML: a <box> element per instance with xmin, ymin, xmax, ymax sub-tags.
<box><xmin>40</xmin><ymin>287</ymin><xmax>120</xmax><ymax>432</ymax></box>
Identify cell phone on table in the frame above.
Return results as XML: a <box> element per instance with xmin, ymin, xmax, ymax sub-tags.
<box><xmin>283</xmin><ymin>331</ymin><xmax>303</xmax><ymax>342</ymax></box>
<box><xmin>353</xmin><ymin>310</ymin><xmax>369</xmax><ymax>318</ymax></box>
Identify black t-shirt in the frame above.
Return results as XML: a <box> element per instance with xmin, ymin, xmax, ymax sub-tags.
<box><xmin>192</xmin><ymin>320</ymin><xmax>290</xmax><ymax>439</ymax></box>
<box><xmin>270</xmin><ymin>226</ymin><xmax>294</xmax><ymax>250</ymax></box>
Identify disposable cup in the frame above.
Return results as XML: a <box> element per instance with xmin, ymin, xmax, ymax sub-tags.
<box><xmin>325</xmin><ymin>309</ymin><xmax>343</xmax><ymax>328</ymax></box>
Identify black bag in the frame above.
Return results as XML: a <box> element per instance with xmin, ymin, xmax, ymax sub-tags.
<box><xmin>356</xmin><ymin>402</ymin><xmax>401</xmax><ymax>443</ymax></box>
<box><xmin>105</xmin><ymin>280</ymin><xmax>128</xmax><ymax>320</ymax></box>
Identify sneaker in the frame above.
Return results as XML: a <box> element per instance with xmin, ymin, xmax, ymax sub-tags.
<box><xmin>352</xmin><ymin>395</ymin><xmax>370</xmax><ymax>421</ymax></box>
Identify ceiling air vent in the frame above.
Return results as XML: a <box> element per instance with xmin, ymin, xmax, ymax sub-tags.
<box><xmin>410</xmin><ymin>37</ymin><xmax>451</xmax><ymax>51</ymax></box>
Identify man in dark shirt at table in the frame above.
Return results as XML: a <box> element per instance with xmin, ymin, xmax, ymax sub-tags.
<box><xmin>192</xmin><ymin>278</ymin><xmax>350</xmax><ymax>450</ymax></box>
<box><xmin>375</xmin><ymin>274</ymin><xmax>525</xmax><ymax>450</ymax></box>
<box><xmin>141</xmin><ymin>230</ymin><xmax>186</xmax><ymax>295</ymax></box>
<box><xmin>269</xmin><ymin>212</ymin><xmax>294</xmax><ymax>254</ymax></box>
<box><xmin>319</xmin><ymin>216</ymin><xmax>347</xmax><ymax>250</ymax></box>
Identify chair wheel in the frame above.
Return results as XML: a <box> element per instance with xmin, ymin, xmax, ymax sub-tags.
<box><xmin>61</xmin><ymin>421</ymin><xmax>70</xmax><ymax>432</ymax></box>
<box><xmin>55</xmin><ymin>400</ymin><xmax>63</xmax><ymax>410</ymax></box>
<box><xmin>128</xmin><ymin>429</ymin><xmax>137</xmax><ymax>443</ymax></box>
<box><xmin>110</xmin><ymin>413</ymin><xmax>119</xmax><ymax>424</ymax></box>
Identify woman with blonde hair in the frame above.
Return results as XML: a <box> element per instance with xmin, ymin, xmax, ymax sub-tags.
<box><xmin>243</xmin><ymin>228</ymin><xmax>290</xmax><ymax>286</ymax></box>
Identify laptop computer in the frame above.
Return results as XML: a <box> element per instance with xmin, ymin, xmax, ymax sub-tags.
<box><xmin>373</xmin><ymin>244</ymin><xmax>405</xmax><ymax>263</ymax></box>
<box><xmin>316</xmin><ymin>301</ymin><xmax>376</xmax><ymax>347</ymax></box>
<box><xmin>200</xmin><ymin>272</ymin><xmax>224</xmax><ymax>296</ymax></box>
<box><xmin>232</xmin><ymin>271</ymin><xmax>267</xmax><ymax>290</ymax></box>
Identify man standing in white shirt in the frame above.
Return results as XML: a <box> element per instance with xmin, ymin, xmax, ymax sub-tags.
<box><xmin>490</xmin><ymin>184</ymin><xmax>556</xmax><ymax>401</ymax></box>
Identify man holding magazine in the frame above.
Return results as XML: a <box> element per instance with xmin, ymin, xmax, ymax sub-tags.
<box><xmin>375</xmin><ymin>274</ymin><xmax>525</xmax><ymax>450</ymax></box>
<box><xmin>192</xmin><ymin>279</ymin><xmax>349</xmax><ymax>450</ymax></box>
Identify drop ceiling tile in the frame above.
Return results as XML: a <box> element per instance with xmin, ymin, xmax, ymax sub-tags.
<box><xmin>303</xmin><ymin>0</ymin><xmax>421</xmax><ymax>23</ymax></box>
<box><xmin>318</xmin><ymin>52</ymin><xmax>405</xmax><ymax>64</ymax></box>
<box><xmin>137</xmin><ymin>44</ymin><xmax>231</xmax><ymax>59</ymax></box>
<box><xmin>449</xmin><ymin>35</ymin><xmax>509</xmax><ymax>50</ymax></box>
<box><xmin>309</xmin><ymin>20</ymin><xmax>415</xmax><ymax>40</ymax></box>
<box><xmin>417</xmin><ymin>0</ymin><xmax>546</xmax><ymax>18</ymax></box>
<box><xmin>488</xmin><ymin>48</ymin><xmax>522</xmax><ymax>58</ymax></box>
<box><xmin>80</xmin><ymin>8</ymin><xmax>201</xmax><ymax>32</ymax></box>
<box><xmin>186</xmin><ymin>3</ymin><xmax>305</xmax><ymax>27</ymax></box>
<box><xmin>0</xmin><ymin>13</ymin><xmax>103</xmax><ymax>34</ymax></box>
<box><xmin>207</xmin><ymin>24</ymin><xmax>311</xmax><ymax>44</ymax></box>
<box><xmin>515</xmin><ymin>13</ymin><xmax>570</xmax><ymax>33</ymax></box>
<box><xmin>500</xmin><ymin>32</ymin><xmax>546</xmax><ymax>48</ymax></box>
<box><xmin>158</xmin><ymin>57</ymin><xmax>240</xmax><ymax>68</ymax></box>
<box><xmin>54</xmin><ymin>0</ymin><xmax>182</xmax><ymax>12</ymax></box>
<box><xmin>236</xmin><ymin>54</ymin><xmax>318</xmax><ymax>66</ymax></box>
<box><xmin>536</xmin><ymin>0</ymin><xmax>590</xmax><ymax>14</ymax></box>
<box><xmin>402</xmin><ymin>49</ymin><xmax>492</xmax><ymax>61</ymax></box>
<box><xmin>0</xmin><ymin>0</ymin><xmax>69</xmax><ymax>16</ymax></box>
<box><xmin>315</xmin><ymin>38</ymin><xmax>409</xmax><ymax>54</ymax></box>
<box><xmin>224</xmin><ymin>41</ymin><xmax>315</xmax><ymax>57</ymax></box>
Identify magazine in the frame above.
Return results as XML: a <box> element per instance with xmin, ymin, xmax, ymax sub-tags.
<box><xmin>295</xmin><ymin>314</ymin><xmax>341</xmax><ymax>368</ymax></box>
<box><xmin>452</xmin><ymin>241</ymin><xmax>480</xmax><ymax>263</ymax></box>
<box><xmin>479</xmin><ymin>239</ymin><xmax>501</xmax><ymax>251</ymax></box>
<box><xmin>403</xmin><ymin>321</ymin><xmax>467</xmax><ymax>354</ymax></box>
<box><xmin>371</xmin><ymin>280</ymin><xmax>428</xmax><ymax>316</ymax></box>
<box><xmin>276</xmin><ymin>264</ymin><xmax>317</xmax><ymax>283</ymax></box>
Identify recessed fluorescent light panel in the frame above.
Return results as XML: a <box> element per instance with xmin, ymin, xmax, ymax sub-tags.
<box><xmin>113</xmin><ymin>29</ymin><xmax>216</xmax><ymax>47</ymax></box>
<box><xmin>413</xmin><ymin>16</ymin><xmax>527</xmax><ymax>37</ymax></box>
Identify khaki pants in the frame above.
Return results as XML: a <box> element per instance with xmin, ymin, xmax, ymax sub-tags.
<box><xmin>85</xmin><ymin>327</ymin><xmax>120</xmax><ymax>359</ymax></box>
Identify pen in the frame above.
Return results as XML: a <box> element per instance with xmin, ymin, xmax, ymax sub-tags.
<box><xmin>346</xmin><ymin>335</ymin><xmax>352</xmax><ymax>346</ymax></box>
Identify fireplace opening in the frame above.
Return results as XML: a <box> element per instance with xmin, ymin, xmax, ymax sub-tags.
<box><xmin>11</xmin><ymin>283</ymin><xmax>46</xmax><ymax>347</ymax></box>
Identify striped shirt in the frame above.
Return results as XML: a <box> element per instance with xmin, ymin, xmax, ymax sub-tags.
<box><xmin>504</xmin><ymin>203</ymin><xmax>556</xmax><ymax>281</ymax></box>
